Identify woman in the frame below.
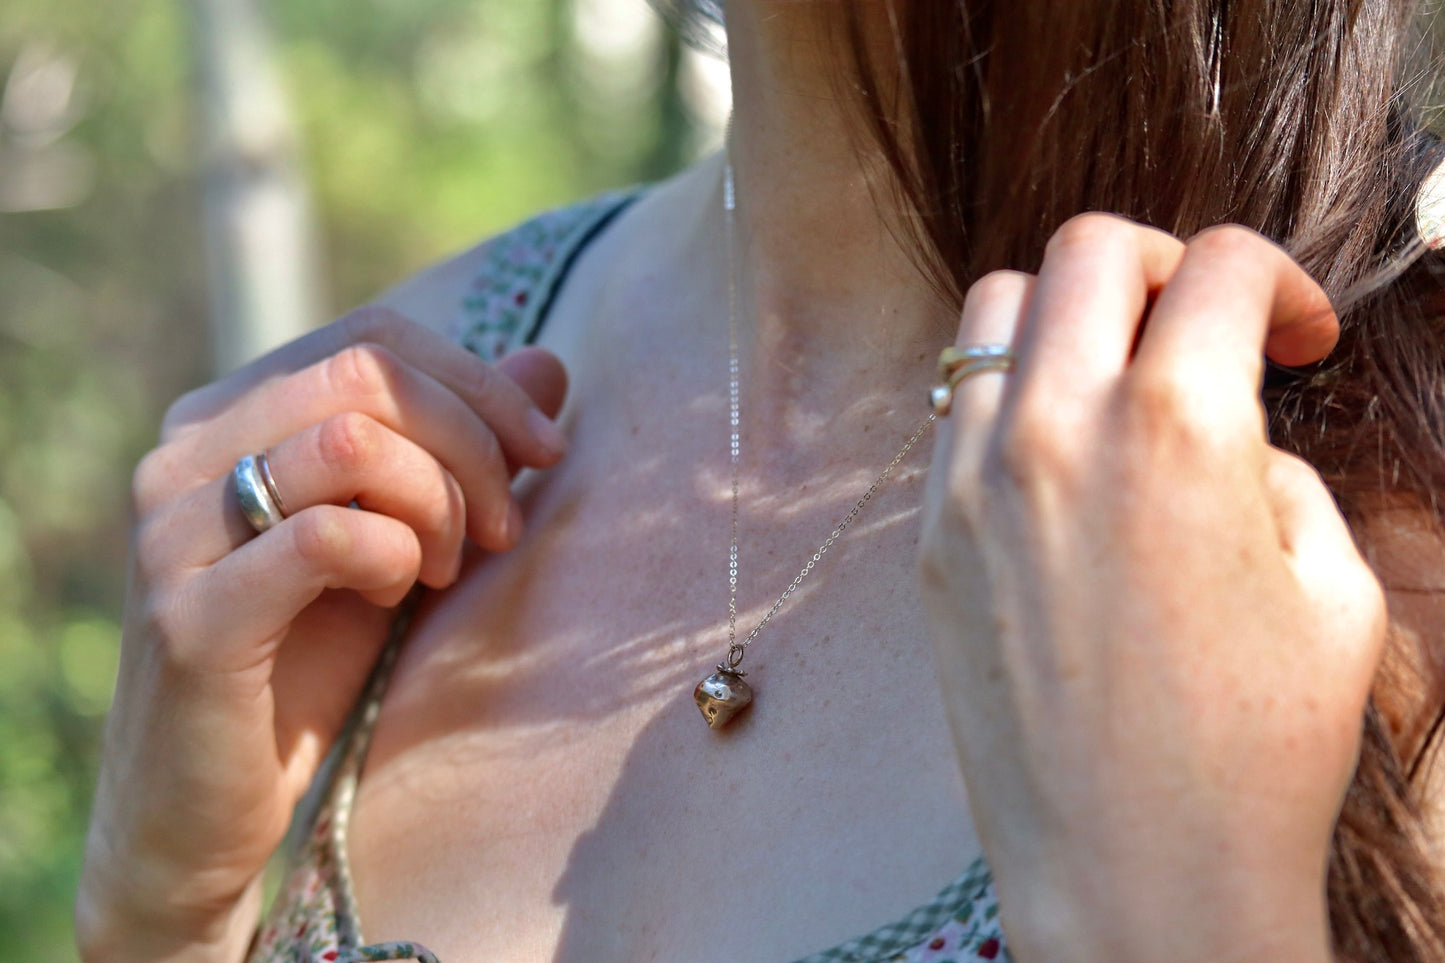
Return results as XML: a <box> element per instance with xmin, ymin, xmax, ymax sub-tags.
<box><xmin>75</xmin><ymin>0</ymin><xmax>1445</xmax><ymax>960</ymax></box>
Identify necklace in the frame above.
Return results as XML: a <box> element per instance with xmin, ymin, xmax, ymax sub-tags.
<box><xmin>692</xmin><ymin>158</ymin><xmax>938</xmax><ymax>730</ymax></box>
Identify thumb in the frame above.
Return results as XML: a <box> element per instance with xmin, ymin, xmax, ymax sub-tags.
<box><xmin>1262</xmin><ymin>448</ymin><xmax>1387</xmax><ymax>671</ymax></box>
<box><xmin>497</xmin><ymin>346</ymin><xmax>569</xmax><ymax>420</ymax></box>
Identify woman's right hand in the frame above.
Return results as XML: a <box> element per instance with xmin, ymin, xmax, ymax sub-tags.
<box><xmin>75</xmin><ymin>307</ymin><xmax>569</xmax><ymax>962</ymax></box>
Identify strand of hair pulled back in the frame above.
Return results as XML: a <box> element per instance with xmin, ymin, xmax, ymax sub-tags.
<box><xmin>832</xmin><ymin>1</ymin><xmax>1445</xmax><ymax>958</ymax></box>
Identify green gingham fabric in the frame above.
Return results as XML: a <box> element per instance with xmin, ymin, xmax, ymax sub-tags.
<box><xmin>248</xmin><ymin>190</ymin><xmax>1011</xmax><ymax>963</ymax></box>
<box><xmin>794</xmin><ymin>858</ymin><xmax>1007</xmax><ymax>963</ymax></box>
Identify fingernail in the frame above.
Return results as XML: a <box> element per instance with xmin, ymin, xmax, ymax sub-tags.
<box><xmin>527</xmin><ymin>408</ymin><xmax>567</xmax><ymax>457</ymax></box>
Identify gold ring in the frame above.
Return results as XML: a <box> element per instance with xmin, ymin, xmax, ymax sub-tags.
<box><xmin>930</xmin><ymin>345</ymin><xmax>1015</xmax><ymax>416</ymax></box>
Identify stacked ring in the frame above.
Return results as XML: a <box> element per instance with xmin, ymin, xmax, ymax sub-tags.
<box><xmin>930</xmin><ymin>344</ymin><xmax>1016</xmax><ymax>416</ymax></box>
<box><xmin>233</xmin><ymin>453</ymin><xmax>288</xmax><ymax>533</ymax></box>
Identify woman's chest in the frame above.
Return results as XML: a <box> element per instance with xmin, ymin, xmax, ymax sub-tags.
<box><xmin>345</xmin><ymin>409</ymin><xmax>981</xmax><ymax>961</ymax></box>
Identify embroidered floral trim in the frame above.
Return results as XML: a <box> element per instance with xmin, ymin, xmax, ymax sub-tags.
<box><xmin>246</xmin><ymin>191</ymin><xmax>1010</xmax><ymax>963</ymax></box>
<box><xmin>451</xmin><ymin>190</ymin><xmax>641</xmax><ymax>362</ymax></box>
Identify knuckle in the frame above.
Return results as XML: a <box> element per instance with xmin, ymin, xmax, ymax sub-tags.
<box><xmin>1360</xmin><ymin>573</ymin><xmax>1390</xmax><ymax>643</ymax></box>
<box><xmin>1127</xmin><ymin>367</ymin><xmax>1191</xmax><ymax>417</ymax></box>
<box><xmin>1184</xmin><ymin>222</ymin><xmax>1265</xmax><ymax>262</ymax></box>
<box><xmin>325</xmin><ymin>342</ymin><xmax>402</xmax><ymax>402</ymax></box>
<box><xmin>1117</xmin><ymin>371</ymin><xmax>1232</xmax><ymax>462</ymax></box>
<box><xmin>334</xmin><ymin>304</ymin><xmax>420</xmax><ymax>346</ymax></box>
<box><xmin>917</xmin><ymin>535</ymin><xmax>952</xmax><ymax>596</ymax></box>
<box><xmin>1270</xmin><ymin>451</ymin><xmax>1324</xmax><ymax>492</ymax></box>
<box><xmin>918</xmin><ymin>498</ymin><xmax>975</xmax><ymax>583</ymax></box>
<box><xmin>288</xmin><ymin>509</ymin><xmax>352</xmax><ymax>569</ymax></box>
<box><xmin>919</xmin><ymin>462</ymin><xmax>1003</xmax><ymax>604</ymax></box>
<box><xmin>131</xmin><ymin>515</ymin><xmax>177</xmax><ymax>588</ymax></box>
<box><xmin>937</xmin><ymin>437</ymin><xmax>992</xmax><ymax>520</ymax></box>
<box><xmin>132</xmin><ymin>512</ymin><xmax>169</xmax><ymax>565</ymax></box>
<box><xmin>1124</xmin><ymin>370</ymin><xmax>1205</xmax><ymax>437</ymax></box>
<box><xmin>962</xmin><ymin>270</ymin><xmax>1031</xmax><ymax>317</ymax></box>
<box><xmin>1044</xmin><ymin>211</ymin><xmax>1136</xmax><ymax>260</ymax></box>
<box><xmin>136</xmin><ymin>589</ymin><xmax>189</xmax><ymax>664</ymax></box>
<box><xmin>314</xmin><ymin>412</ymin><xmax>383</xmax><ymax>475</ymax></box>
<box><xmin>130</xmin><ymin>449</ymin><xmax>166</xmax><ymax>516</ymax></box>
<box><xmin>991</xmin><ymin>402</ymin><xmax>1076</xmax><ymax>491</ymax></box>
<box><xmin>131</xmin><ymin>446</ymin><xmax>187</xmax><ymax>518</ymax></box>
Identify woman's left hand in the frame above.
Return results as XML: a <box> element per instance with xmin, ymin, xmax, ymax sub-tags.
<box><xmin>919</xmin><ymin>214</ymin><xmax>1387</xmax><ymax>963</ymax></box>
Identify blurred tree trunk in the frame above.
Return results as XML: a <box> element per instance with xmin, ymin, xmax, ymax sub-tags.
<box><xmin>189</xmin><ymin>0</ymin><xmax>324</xmax><ymax>374</ymax></box>
<box><xmin>643</xmin><ymin>32</ymin><xmax>691</xmax><ymax>181</ymax></box>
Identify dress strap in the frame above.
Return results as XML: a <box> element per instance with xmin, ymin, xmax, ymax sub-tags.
<box><xmin>246</xmin><ymin>189</ymin><xmax>641</xmax><ymax>963</ymax></box>
<box><xmin>450</xmin><ymin>188</ymin><xmax>643</xmax><ymax>362</ymax></box>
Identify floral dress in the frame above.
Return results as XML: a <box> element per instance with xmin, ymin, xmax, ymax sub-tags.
<box><xmin>245</xmin><ymin>191</ymin><xmax>1013</xmax><ymax>963</ymax></box>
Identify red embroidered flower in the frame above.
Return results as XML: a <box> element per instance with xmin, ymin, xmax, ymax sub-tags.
<box><xmin>977</xmin><ymin>936</ymin><xmax>1001</xmax><ymax>959</ymax></box>
<box><xmin>322</xmin><ymin>952</ymin><xmax>339</xmax><ymax>961</ymax></box>
<box><xmin>930</xmin><ymin>936</ymin><xmax>947</xmax><ymax>950</ymax></box>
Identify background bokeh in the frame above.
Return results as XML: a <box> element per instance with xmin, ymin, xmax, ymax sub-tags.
<box><xmin>0</xmin><ymin>0</ymin><xmax>722</xmax><ymax>955</ymax></box>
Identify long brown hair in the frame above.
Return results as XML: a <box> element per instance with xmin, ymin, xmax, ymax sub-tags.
<box><xmin>653</xmin><ymin>0</ymin><xmax>1445</xmax><ymax>956</ymax></box>
<box><xmin>829</xmin><ymin>1</ymin><xmax>1445</xmax><ymax>959</ymax></box>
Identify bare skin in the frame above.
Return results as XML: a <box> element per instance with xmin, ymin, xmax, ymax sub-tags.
<box><xmin>78</xmin><ymin>2</ymin><xmax>1402</xmax><ymax>961</ymax></box>
<box><xmin>349</xmin><ymin>159</ymin><xmax>978</xmax><ymax>962</ymax></box>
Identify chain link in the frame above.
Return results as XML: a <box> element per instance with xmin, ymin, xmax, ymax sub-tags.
<box><xmin>725</xmin><ymin>160</ymin><xmax>741</xmax><ymax>653</ymax></box>
<box><xmin>721</xmin><ymin>159</ymin><xmax>935</xmax><ymax>675</ymax></box>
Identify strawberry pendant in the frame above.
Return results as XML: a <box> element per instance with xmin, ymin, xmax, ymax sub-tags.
<box><xmin>694</xmin><ymin>668</ymin><xmax>753</xmax><ymax>730</ymax></box>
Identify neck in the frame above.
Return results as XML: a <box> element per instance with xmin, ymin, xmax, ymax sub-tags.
<box><xmin>723</xmin><ymin>1</ymin><xmax>952</xmax><ymax>388</ymax></box>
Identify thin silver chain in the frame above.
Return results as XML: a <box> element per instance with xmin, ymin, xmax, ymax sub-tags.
<box><xmin>720</xmin><ymin>159</ymin><xmax>936</xmax><ymax>673</ymax></box>
<box><xmin>725</xmin><ymin>157</ymin><xmax>742</xmax><ymax>655</ymax></box>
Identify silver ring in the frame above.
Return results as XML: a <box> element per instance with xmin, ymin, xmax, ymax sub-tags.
<box><xmin>233</xmin><ymin>453</ymin><xmax>287</xmax><ymax>533</ymax></box>
<box><xmin>930</xmin><ymin>344</ymin><xmax>1016</xmax><ymax>416</ymax></box>
<box><xmin>256</xmin><ymin>450</ymin><xmax>288</xmax><ymax>517</ymax></box>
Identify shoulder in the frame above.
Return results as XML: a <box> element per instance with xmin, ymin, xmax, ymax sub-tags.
<box><xmin>363</xmin><ymin>155</ymin><xmax>721</xmax><ymax>362</ymax></box>
<box><xmin>370</xmin><ymin>189</ymin><xmax>646</xmax><ymax>356</ymax></box>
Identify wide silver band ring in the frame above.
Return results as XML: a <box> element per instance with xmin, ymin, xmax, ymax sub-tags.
<box><xmin>930</xmin><ymin>344</ymin><xmax>1016</xmax><ymax>416</ymax></box>
<box><xmin>233</xmin><ymin>452</ymin><xmax>287</xmax><ymax>533</ymax></box>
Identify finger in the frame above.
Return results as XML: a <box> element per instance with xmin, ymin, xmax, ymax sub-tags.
<box><xmin>172</xmin><ymin>506</ymin><xmax>423</xmax><ymax>675</ymax></box>
<box><xmin>149</xmin><ymin>343</ymin><xmax>520</xmax><ymax>550</ymax></box>
<box><xmin>930</xmin><ymin>272</ymin><xmax>1032</xmax><ymax>532</ymax></box>
<box><xmin>496</xmin><ymin>346</ymin><xmax>569</xmax><ymax>421</ymax></box>
<box><xmin>948</xmin><ymin>271</ymin><xmax>1035</xmax><ymax>461</ymax></box>
<box><xmin>1133</xmin><ymin>226</ymin><xmax>1338</xmax><ymax>404</ymax></box>
<box><xmin>494</xmin><ymin>346</ymin><xmax>571</xmax><ymax>475</ymax></box>
<box><xmin>161</xmin><ymin>306</ymin><xmax>569</xmax><ymax>470</ymax></box>
<box><xmin>1014</xmin><ymin>213</ymin><xmax>1186</xmax><ymax>398</ymax></box>
<box><xmin>159</xmin><ymin>414</ymin><xmax>468</xmax><ymax>586</ymax></box>
<box><xmin>1260</xmin><ymin>449</ymin><xmax>1386</xmax><ymax>672</ymax></box>
<box><xmin>270</xmin><ymin>591</ymin><xmax>397</xmax><ymax>791</ymax></box>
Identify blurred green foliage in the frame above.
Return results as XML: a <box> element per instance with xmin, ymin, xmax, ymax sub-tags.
<box><xmin>0</xmin><ymin>0</ymin><xmax>705</xmax><ymax>955</ymax></box>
